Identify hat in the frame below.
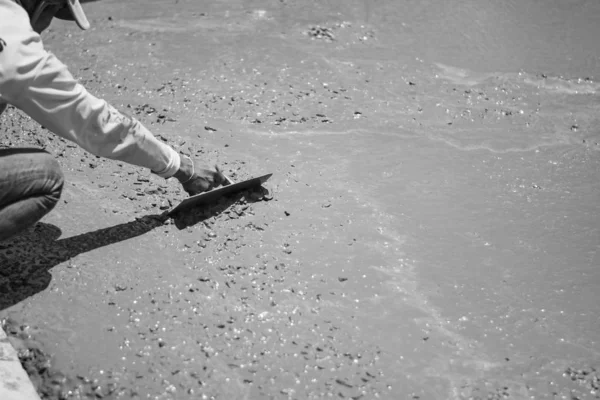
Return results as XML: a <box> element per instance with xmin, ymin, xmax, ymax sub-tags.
<box><xmin>55</xmin><ymin>0</ymin><xmax>90</xmax><ymax>30</ymax></box>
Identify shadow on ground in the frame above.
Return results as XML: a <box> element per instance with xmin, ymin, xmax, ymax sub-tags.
<box><xmin>0</xmin><ymin>208</ymin><xmax>236</xmax><ymax>311</ymax></box>
<box><xmin>0</xmin><ymin>215</ymin><xmax>165</xmax><ymax>310</ymax></box>
<box><xmin>0</xmin><ymin>187</ymin><xmax>266</xmax><ymax>310</ymax></box>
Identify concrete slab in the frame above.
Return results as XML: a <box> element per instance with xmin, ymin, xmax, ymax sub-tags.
<box><xmin>0</xmin><ymin>328</ymin><xmax>40</xmax><ymax>400</ymax></box>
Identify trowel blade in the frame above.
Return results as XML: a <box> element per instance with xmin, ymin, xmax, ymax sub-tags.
<box><xmin>167</xmin><ymin>173</ymin><xmax>272</xmax><ymax>215</ymax></box>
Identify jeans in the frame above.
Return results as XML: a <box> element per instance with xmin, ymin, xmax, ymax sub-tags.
<box><xmin>0</xmin><ymin>148</ymin><xmax>64</xmax><ymax>241</ymax></box>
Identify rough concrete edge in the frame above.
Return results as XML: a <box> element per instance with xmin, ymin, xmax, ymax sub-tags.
<box><xmin>0</xmin><ymin>327</ymin><xmax>41</xmax><ymax>400</ymax></box>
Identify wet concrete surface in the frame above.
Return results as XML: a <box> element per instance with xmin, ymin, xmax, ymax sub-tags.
<box><xmin>1</xmin><ymin>0</ymin><xmax>600</xmax><ymax>398</ymax></box>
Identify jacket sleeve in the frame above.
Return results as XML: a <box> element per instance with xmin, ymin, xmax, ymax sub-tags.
<box><xmin>0</xmin><ymin>0</ymin><xmax>180</xmax><ymax>178</ymax></box>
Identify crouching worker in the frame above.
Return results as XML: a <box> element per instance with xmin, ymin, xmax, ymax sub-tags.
<box><xmin>0</xmin><ymin>0</ymin><xmax>224</xmax><ymax>241</ymax></box>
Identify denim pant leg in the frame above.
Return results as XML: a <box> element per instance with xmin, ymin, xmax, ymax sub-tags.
<box><xmin>0</xmin><ymin>148</ymin><xmax>64</xmax><ymax>241</ymax></box>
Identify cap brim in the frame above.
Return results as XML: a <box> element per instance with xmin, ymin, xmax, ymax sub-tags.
<box><xmin>55</xmin><ymin>0</ymin><xmax>90</xmax><ymax>30</ymax></box>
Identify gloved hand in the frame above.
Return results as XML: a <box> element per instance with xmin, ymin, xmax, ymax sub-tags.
<box><xmin>173</xmin><ymin>156</ymin><xmax>227</xmax><ymax>196</ymax></box>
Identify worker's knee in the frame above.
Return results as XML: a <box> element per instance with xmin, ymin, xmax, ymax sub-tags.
<box><xmin>39</xmin><ymin>151</ymin><xmax>64</xmax><ymax>207</ymax></box>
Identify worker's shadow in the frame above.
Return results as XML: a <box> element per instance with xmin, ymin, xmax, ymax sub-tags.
<box><xmin>0</xmin><ymin>194</ymin><xmax>246</xmax><ymax>311</ymax></box>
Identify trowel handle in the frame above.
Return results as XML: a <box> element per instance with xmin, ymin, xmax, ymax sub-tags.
<box><xmin>216</xmin><ymin>165</ymin><xmax>235</xmax><ymax>185</ymax></box>
<box><xmin>222</xmin><ymin>173</ymin><xmax>235</xmax><ymax>185</ymax></box>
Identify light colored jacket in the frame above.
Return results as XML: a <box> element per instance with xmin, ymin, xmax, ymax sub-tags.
<box><xmin>0</xmin><ymin>0</ymin><xmax>180</xmax><ymax>178</ymax></box>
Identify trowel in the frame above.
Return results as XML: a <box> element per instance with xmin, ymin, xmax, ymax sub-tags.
<box><xmin>167</xmin><ymin>172</ymin><xmax>272</xmax><ymax>215</ymax></box>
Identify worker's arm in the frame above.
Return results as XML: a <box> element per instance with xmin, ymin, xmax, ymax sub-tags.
<box><xmin>0</xmin><ymin>0</ymin><xmax>179</xmax><ymax>178</ymax></box>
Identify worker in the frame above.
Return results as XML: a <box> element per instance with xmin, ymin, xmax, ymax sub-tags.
<box><xmin>0</xmin><ymin>0</ymin><xmax>225</xmax><ymax>241</ymax></box>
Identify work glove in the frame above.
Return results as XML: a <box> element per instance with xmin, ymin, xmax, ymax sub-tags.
<box><xmin>173</xmin><ymin>156</ymin><xmax>227</xmax><ymax>196</ymax></box>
